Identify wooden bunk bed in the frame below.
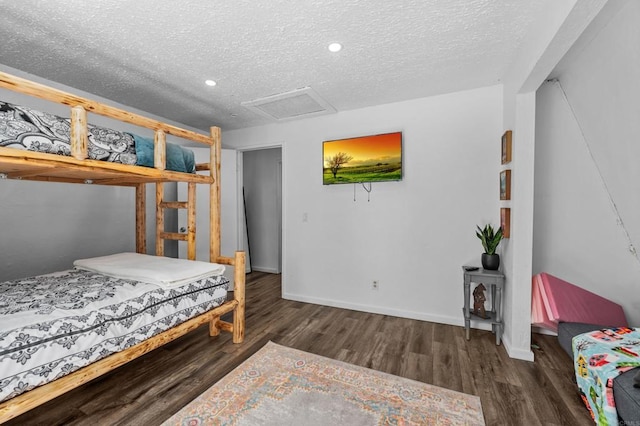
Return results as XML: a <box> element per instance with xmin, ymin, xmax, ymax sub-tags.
<box><xmin>0</xmin><ymin>71</ymin><xmax>246</xmax><ymax>422</ymax></box>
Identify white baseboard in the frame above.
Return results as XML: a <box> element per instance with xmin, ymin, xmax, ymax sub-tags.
<box><xmin>282</xmin><ymin>292</ymin><xmax>501</xmax><ymax>329</ymax></box>
<box><xmin>283</xmin><ymin>291</ymin><xmax>464</xmax><ymax>326</ymax></box>
<box><xmin>282</xmin><ymin>291</ymin><xmax>536</xmax><ymax>361</ymax></box>
<box><xmin>501</xmin><ymin>334</ymin><xmax>535</xmax><ymax>361</ymax></box>
<box><xmin>251</xmin><ymin>266</ymin><xmax>280</xmax><ymax>274</ymax></box>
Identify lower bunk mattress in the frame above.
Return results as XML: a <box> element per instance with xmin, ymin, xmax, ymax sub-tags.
<box><xmin>0</xmin><ymin>268</ymin><xmax>228</xmax><ymax>403</ymax></box>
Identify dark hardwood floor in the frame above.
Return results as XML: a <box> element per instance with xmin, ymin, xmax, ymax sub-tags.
<box><xmin>8</xmin><ymin>272</ymin><xmax>592</xmax><ymax>425</ymax></box>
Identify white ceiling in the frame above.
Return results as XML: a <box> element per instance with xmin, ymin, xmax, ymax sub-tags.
<box><xmin>0</xmin><ymin>0</ymin><xmax>552</xmax><ymax>131</ymax></box>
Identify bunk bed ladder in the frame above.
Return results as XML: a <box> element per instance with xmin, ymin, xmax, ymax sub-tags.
<box><xmin>155</xmin><ymin>182</ymin><xmax>197</xmax><ymax>260</ymax></box>
<box><xmin>130</xmin><ymin>129</ymin><xmax>194</xmax><ymax>260</ymax></box>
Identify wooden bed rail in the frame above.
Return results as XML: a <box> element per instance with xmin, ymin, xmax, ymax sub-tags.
<box><xmin>0</xmin><ymin>71</ymin><xmax>218</xmax><ymax>185</ymax></box>
<box><xmin>0</xmin><ymin>299</ymin><xmax>240</xmax><ymax>423</ymax></box>
<box><xmin>0</xmin><ymin>253</ymin><xmax>246</xmax><ymax>423</ymax></box>
<box><xmin>215</xmin><ymin>252</ymin><xmax>246</xmax><ymax>343</ymax></box>
<box><xmin>0</xmin><ymin>71</ymin><xmax>212</xmax><ymax>146</ymax></box>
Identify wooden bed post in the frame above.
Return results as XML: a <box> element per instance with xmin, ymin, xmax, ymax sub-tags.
<box><xmin>210</xmin><ymin>127</ymin><xmax>221</xmax><ymax>263</ymax></box>
<box><xmin>187</xmin><ymin>182</ymin><xmax>196</xmax><ymax>260</ymax></box>
<box><xmin>154</xmin><ymin>130</ymin><xmax>167</xmax><ymax>257</ymax></box>
<box><xmin>135</xmin><ymin>184</ymin><xmax>146</xmax><ymax>254</ymax></box>
<box><xmin>70</xmin><ymin>105</ymin><xmax>88</xmax><ymax>160</ymax></box>
<box><xmin>154</xmin><ymin>130</ymin><xmax>166</xmax><ymax>171</ymax></box>
<box><xmin>207</xmin><ymin>126</ymin><xmax>245</xmax><ymax>343</ymax></box>
<box><xmin>156</xmin><ymin>182</ymin><xmax>164</xmax><ymax>256</ymax></box>
<box><xmin>233</xmin><ymin>250</ymin><xmax>246</xmax><ymax>343</ymax></box>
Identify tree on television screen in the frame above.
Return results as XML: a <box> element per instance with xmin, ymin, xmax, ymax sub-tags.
<box><xmin>325</xmin><ymin>152</ymin><xmax>353</xmax><ymax>178</ymax></box>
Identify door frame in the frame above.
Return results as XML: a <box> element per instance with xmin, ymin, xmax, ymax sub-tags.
<box><xmin>236</xmin><ymin>142</ymin><xmax>286</xmax><ymax>290</ymax></box>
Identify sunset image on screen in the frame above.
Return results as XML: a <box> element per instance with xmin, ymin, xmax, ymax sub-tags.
<box><xmin>323</xmin><ymin>132</ymin><xmax>402</xmax><ymax>184</ymax></box>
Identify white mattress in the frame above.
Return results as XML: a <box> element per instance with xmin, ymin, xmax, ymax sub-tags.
<box><xmin>74</xmin><ymin>252</ymin><xmax>226</xmax><ymax>289</ymax></box>
<box><xmin>0</xmin><ymin>268</ymin><xmax>228</xmax><ymax>403</ymax></box>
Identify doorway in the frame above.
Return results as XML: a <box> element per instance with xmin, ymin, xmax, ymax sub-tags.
<box><xmin>241</xmin><ymin>147</ymin><xmax>282</xmax><ymax>274</ymax></box>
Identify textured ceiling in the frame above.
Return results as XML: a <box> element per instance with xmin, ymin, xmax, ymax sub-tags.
<box><xmin>0</xmin><ymin>1</ymin><xmax>552</xmax><ymax>131</ymax></box>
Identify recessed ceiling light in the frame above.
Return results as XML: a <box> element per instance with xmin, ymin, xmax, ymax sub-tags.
<box><xmin>328</xmin><ymin>43</ymin><xmax>342</xmax><ymax>53</ymax></box>
<box><xmin>205</xmin><ymin>79</ymin><xmax>217</xmax><ymax>87</ymax></box>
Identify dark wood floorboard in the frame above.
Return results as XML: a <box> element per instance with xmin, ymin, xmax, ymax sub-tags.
<box><xmin>7</xmin><ymin>272</ymin><xmax>592</xmax><ymax>425</ymax></box>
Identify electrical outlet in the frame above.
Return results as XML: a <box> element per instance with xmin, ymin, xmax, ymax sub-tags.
<box><xmin>372</xmin><ymin>280</ymin><xmax>379</xmax><ymax>290</ymax></box>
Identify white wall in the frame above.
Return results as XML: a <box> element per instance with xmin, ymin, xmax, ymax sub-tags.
<box><xmin>499</xmin><ymin>0</ymin><xmax>608</xmax><ymax>360</ymax></box>
<box><xmin>243</xmin><ymin>148</ymin><xmax>281</xmax><ymax>274</ymax></box>
<box><xmin>0</xmin><ymin>66</ymin><xmax>195</xmax><ymax>280</ymax></box>
<box><xmin>534</xmin><ymin>1</ymin><xmax>640</xmax><ymax>326</ymax></box>
<box><xmin>225</xmin><ymin>86</ymin><xmax>503</xmax><ymax>331</ymax></box>
<box><xmin>0</xmin><ymin>180</ymin><xmax>135</xmax><ymax>281</ymax></box>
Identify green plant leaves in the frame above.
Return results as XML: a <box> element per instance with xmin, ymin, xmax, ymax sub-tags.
<box><xmin>476</xmin><ymin>224</ymin><xmax>503</xmax><ymax>255</ymax></box>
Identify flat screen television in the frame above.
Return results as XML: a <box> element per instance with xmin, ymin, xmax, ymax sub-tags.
<box><xmin>322</xmin><ymin>131</ymin><xmax>403</xmax><ymax>185</ymax></box>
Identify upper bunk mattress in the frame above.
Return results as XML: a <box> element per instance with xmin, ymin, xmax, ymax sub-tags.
<box><xmin>0</xmin><ymin>100</ymin><xmax>137</xmax><ymax>164</ymax></box>
<box><xmin>0</xmin><ymin>100</ymin><xmax>196</xmax><ymax>173</ymax></box>
<box><xmin>0</xmin><ymin>268</ymin><xmax>228</xmax><ymax>403</ymax></box>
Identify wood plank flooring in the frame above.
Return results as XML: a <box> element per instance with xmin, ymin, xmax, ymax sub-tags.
<box><xmin>7</xmin><ymin>272</ymin><xmax>592</xmax><ymax>425</ymax></box>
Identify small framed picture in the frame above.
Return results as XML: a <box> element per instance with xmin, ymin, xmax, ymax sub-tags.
<box><xmin>501</xmin><ymin>208</ymin><xmax>511</xmax><ymax>238</ymax></box>
<box><xmin>501</xmin><ymin>130</ymin><xmax>512</xmax><ymax>165</ymax></box>
<box><xmin>500</xmin><ymin>169</ymin><xmax>511</xmax><ymax>200</ymax></box>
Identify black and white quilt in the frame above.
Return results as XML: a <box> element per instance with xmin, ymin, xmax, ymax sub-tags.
<box><xmin>0</xmin><ymin>100</ymin><xmax>137</xmax><ymax>164</ymax></box>
<box><xmin>0</xmin><ymin>269</ymin><xmax>228</xmax><ymax>402</ymax></box>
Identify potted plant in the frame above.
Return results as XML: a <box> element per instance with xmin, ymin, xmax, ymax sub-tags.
<box><xmin>476</xmin><ymin>224</ymin><xmax>503</xmax><ymax>270</ymax></box>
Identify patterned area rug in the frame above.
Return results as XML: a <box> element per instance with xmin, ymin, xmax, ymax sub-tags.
<box><xmin>163</xmin><ymin>341</ymin><xmax>485</xmax><ymax>425</ymax></box>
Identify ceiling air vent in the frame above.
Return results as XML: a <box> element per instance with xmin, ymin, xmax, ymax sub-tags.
<box><xmin>241</xmin><ymin>87</ymin><xmax>336</xmax><ymax>121</ymax></box>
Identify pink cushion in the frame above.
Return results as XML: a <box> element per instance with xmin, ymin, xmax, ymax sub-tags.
<box><xmin>531</xmin><ymin>276</ymin><xmax>557</xmax><ymax>330</ymax></box>
<box><xmin>531</xmin><ymin>273</ymin><xmax>628</xmax><ymax>332</ymax></box>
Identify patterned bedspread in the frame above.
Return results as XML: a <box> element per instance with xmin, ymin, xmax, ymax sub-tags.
<box><xmin>0</xmin><ymin>100</ymin><xmax>195</xmax><ymax>172</ymax></box>
<box><xmin>0</xmin><ymin>269</ymin><xmax>228</xmax><ymax>402</ymax></box>
<box><xmin>0</xmin><ymin>100</ymin><xmax>137</xmax><ymax>164</ymax></box>
<box><xmin>572</xmin><ymin>327</ymin><xmax>640</xmax><ymax>425</ymax></box>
